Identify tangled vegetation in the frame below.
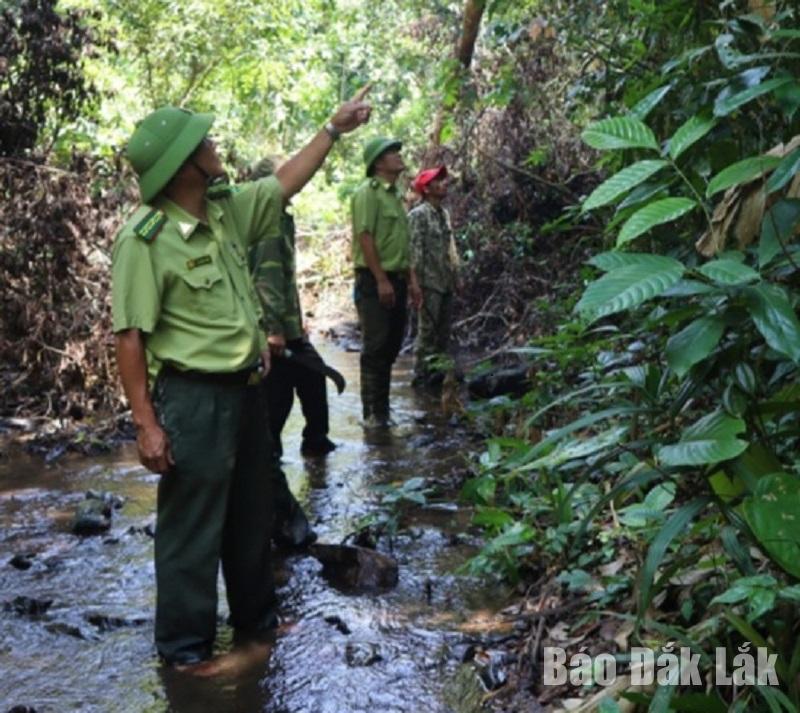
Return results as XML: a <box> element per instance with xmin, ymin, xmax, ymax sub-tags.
<box><xmin>4</xmin><ymin>0</ymin><xmax>800</xmax><ymax>710</ymax></box>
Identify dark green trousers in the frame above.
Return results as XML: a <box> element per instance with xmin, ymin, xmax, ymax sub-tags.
<box><xmin>153</xmin><ymin>370</ymin><xmax>276</xmax><ymax>663</ymax></box>
<box><xmin>354</xmin><ymin>269</ymin><xmax>408</xmax><ymax>420</ymax></box>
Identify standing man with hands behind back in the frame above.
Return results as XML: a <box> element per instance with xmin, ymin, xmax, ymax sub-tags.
<box><xmin>112</xmin><ymin>87</ymin><xmax>371</xmax><ymax>670</ymax></box>
<box><xmin>351</xmin><ymin>137</ymin><xmax>422</xmax><ymax>428</ymax></box>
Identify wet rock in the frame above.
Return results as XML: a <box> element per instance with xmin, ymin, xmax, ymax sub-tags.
<box><xmin>86</xmin><ymin>613</ymin><xmax>148</xmax><ymax>632</ymax></box>
<box><xmin>7</xmin><ymin>706</ymin><xmax>38</xmax><ymax>713</ymax></box>
<box><xmin>450</xmin><ymin>642</ymin><xmax>476</xmax><ymax>663</ymax></box>
<box><xmin>72</xmin><ymin>493</ymin><xmax>115</xmax><ymax>535</ymax></box>
<box><xmin>467</xmin><ymin>365</ymin><xmax>530</xmax><ymax>399</ymax></box>
<box><xmin>8</xmin><ymin>553</ymin><xmax>35</xmax><ymax>570</ymax></box>
<box><xmin>345</xmin><ymin>642</ymin><xmax>382</xmax><ymax>667</ymax></box>
<box><xmin>473</xmin><ymin>649</ymin><xmax>510</xmax><ymax>691</ymax></box>
<box><xmin>310</xmin><ymin>543</ymin><xmax>398</xmax><ymax>590</ymax></box>
<box><xmin>4</xmin><ymin>596</ymin><xmax>52</xmax><ymax>617</ymax></box>
<box><xmin>323</xmin><ymin>615</ymin><xmax>351</xmax><ymax>635</ymax></box>
<box><xmin>44</xmin><ymin>444</ymin><xmax>67</xmax><ymax>463</ymax></box>
<box><xmin>86</xmin><ymin>489</ymin><xmax>125</xmax><ymax>510</ymax></box>
<box><xmin>45</xmin><ymin>621</ymin><xmax>97</xmax><ymax>640</ymax></box>
<box><xmin>127</xmin><ymin>521</ymin><xmax>156</xmax><ymax>538</ymax></box>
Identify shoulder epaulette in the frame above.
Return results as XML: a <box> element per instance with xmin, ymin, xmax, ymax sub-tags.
<box><xmin>133</xmin><ymin>208</ymin><xmax>167</xmax><ymax>243</ymax></box>
<box><xmin>369</xmin><ymin>178</ymin><xmax>380</xmax><ymax>189</ymax></box>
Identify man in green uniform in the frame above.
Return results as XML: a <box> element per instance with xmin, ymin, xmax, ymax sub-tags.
<box><xmin>408</xmin><ymin>165</ymin><xmax>460</xmax><ymax>385</ymax></box>
<box><xmin>112</xmin><ymin>93</ymin><xmax>370</xmax><ymax>667</ymax></box>
<box><xmin>350</xmin><ymin>138</ymin><xmax>422</xmax><ymax>427</ymax></box>
<box><xmin>249</xmin><ymin>157</ymin><xmax>337</xmax><ymax>459</ymax></box>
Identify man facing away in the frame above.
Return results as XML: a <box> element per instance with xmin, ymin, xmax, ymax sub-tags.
<box><xmin>408</xmin><ymin>165</ymin><xmax>460</xmax><ymax>386</ymax></box>
<box><xmin>350</xmin><ymin>137</ymin><xmax>422</xmax><ymax>428</ymax></box>
<box><xmin>112</xmin><ymin>92</ymin><xmax>370</xmax><ymax>668</ymax></box>
<box><xmin>249</xmin><ymin>156</ymin><xmax>337</xmax><ymax>460</ymax></box>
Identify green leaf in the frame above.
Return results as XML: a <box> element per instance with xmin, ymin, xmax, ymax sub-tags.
<box><xmin>744</xmin><ymin>283</ymin><xmax>800</xmax><ymax>362</ymax></box>
<box><xmin>696</xmin><ymin>259</ymin><xmax>760</xmax><ymax>285</ymax></box>
<box><xmin>631</xmin><ymin>85</ymin><xmax>672</xmax><ymax>120</ymax></box>
<box><xmin>666</xmin><ymin>316</ymin><xmax>725</xmax><ymax>377</ymax></box>
<box><xmin>582</xmin><ymin>116</ymin><xmax>659</xmax><ymax>151</ymax></box>
<box><xmin>527</xmin><ymin>426</ymin><xmax>628</xmax><ymax>470</ymax></box>
<box><xmin>706</xmin><ymin>155</ymin><xmax>782</xmax><ymax>197</ymax></box>
<box><xmin>659</xmin><ymin>411</ymin><xmax>748</xmax><ymax>466</ymax></box>
<box><xmin>711</xmin><ymin>575</ymin><xmax>778</xmax><ymax>619</ymax></box>
<box><xmin>759</xmin><ymin>198</ymin><xmax>800</xmax><ymax>268</ymax></box>
<box><xmin>668</xmin><ymin>115</ymin><xmax>717</xmax><ymax>160</ymax></box>
<box><xmin>576</xmin><ymin>258</ymin><xmax>685</xmax><ymax>321</ymax></box>
<box><xmin>583</xmin><ymin>160</ymin><xmax>669</xmax><ymax>211</ymax></box>
<box><xmin>638</xmin><ymin>498</ymin><xmax>709</xmax><ymax>615</ymax></box>
<box><xmin>617</xmin><ymin>197</ymin><xmax>697</xmax><ymax>246</ymax></box>
<box><xmin>588</xmin><ymin>252</ymin><xmax>684</xmax><ymax>273</ymax></box>
<box><xmin>714</xmin><ymin>77</ymin><xmax>793</xmax><ymax>117</ymax></box>
<box><xmin>743</xmin><ymin>472</ymin><xmax>800</xmax><ymax>579</ymax></box>
<box><xmin>598</xmin><ymin>699</ymin><xmax>622</xmax><ymax>713</ymax></box>
<box><xmin>766</xmin><ymin>148</ymin><xmax>800</xmax><ymax>194</ymax></box>
<box><xmin>473</xmin><ymin>507</ymin><xmax>514</xmax><ymax>530</ymax></box>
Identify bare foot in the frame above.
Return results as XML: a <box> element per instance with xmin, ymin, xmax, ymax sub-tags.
<box><xmin>175</xmin><ymin>641</ymin><xmax>272</xmax><ymax>678</ymax></box>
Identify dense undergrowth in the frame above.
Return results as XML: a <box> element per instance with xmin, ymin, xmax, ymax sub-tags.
<box><xmin>456</xmin><ymin>3</ymin><xmax>800</xmax><ymax>711</ymax></box>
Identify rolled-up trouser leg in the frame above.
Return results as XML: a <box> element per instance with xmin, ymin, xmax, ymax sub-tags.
<box><xmin>222</xmin><ymin>382</ymin><xmax>277</xmax><ymax>632</ymax></box>
<box><xmin>153</xmin><ymin>373</ymin><xmax>244</xmax><ymax>663</ymax></box>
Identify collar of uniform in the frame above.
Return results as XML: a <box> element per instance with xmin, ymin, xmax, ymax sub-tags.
<box><xmin>372</xmin><ymin>178</ymin><xmax>397</xmax><ymax>193</ymax></box>
<box><xmin>157</xmin><ymin>197</ymin><xmax>223</xmax><ymax>241</ymax></box>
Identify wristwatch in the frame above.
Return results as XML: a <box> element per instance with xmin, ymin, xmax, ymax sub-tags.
<box><xmin>324</xmin><ymin>121</ymin><xmax>341</xmax><ymax>141</ymax></box>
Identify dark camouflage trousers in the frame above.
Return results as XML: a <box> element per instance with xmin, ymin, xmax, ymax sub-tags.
<box><xmin>414</xmin><ymin>288</ymin><xmax>454</xmax><ymax>378</ymax></box>
<box><xmin>354</xmin><ymin>269</ymin><xmax>408</xmax><ymax>420</ymax></box>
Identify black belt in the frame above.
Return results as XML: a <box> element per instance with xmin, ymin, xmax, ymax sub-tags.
<box><xmin>160</xmin><ymin>363</ymin><xmax>261</xmax><ymax>387</ymax></box>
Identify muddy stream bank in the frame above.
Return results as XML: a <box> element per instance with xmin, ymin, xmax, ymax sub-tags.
<box><xmin>0</xmin><ymin>343</ymin><xmax>515</xmax><ymax>713</ymax></box>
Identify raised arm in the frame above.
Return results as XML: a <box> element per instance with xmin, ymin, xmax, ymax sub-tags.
<box><xmin>276</xmin><ymin>85</ymin><xmax>372</xmax><ymax>200</ymax></box>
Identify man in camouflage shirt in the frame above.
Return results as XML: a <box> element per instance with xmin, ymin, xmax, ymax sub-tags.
<box><xmin>249</xmin><ymin>157</ymin><xmax>336</xmax><ymax>460</ymax></box>
<box><xmin>408</xmin><ymin>165</ymin><xmax>460</xmax><ymax>385</ymax></box>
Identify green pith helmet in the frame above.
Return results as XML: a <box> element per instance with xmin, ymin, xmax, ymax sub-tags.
<box><xmin>126</xmin><ymin>106</ymin><xmax>215</xmax><ymax>203</ymax></box>
<box><xmin>363</xmin><ymin>136</ymin><xmax>402</xmax><ymax>176</ymax></box>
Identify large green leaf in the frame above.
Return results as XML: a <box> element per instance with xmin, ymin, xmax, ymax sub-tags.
<box><xmin>583</xmin><ymin>160</ymin><xmax>669</xmax><ymax>211</ymax></box>
<box><xmin>666</xmin><ymin>316</ymin><xmax>725</xmax><ymax>377</ymax></box>
<box><xmin>576</xmin><ymin>258</ymin><xmax>685</xmax><ymax>321</ymax></box>
<box><xmin>617</xmin><ymin>197</ymin><xmax>697</xmax><ymax>246</ymax></box>
<box><xmin>744</xmin><ymin>283</ymin><xmax>800</xmax><ymax>362</ymax></box>
<box><xmin>638</xmin><ymin>498</ymin><xmax>709</xmax><ymax>615</ymax></box>
<box><xmin>588</xmin><ymin>252</ymin><xmax>684</xmax><ymax>273</ymax></box>
<box><xmin>714</xmin><ymin>77</ymin><xmax>793</xmax><ymax>116</ymax></box>
<box><xmin>582</xmin><ymin>116</ymin><xmax>659</xmax><ymax>151</ymax></box>
<box><xmin>742</xmin><ymin>472</ymin><xmax>800</xmax><ymax>579</ymax></box>
<box><xmin>658</xmin><ymin>411</ymin><xmax>748</xmax><ymax>466</ymax></box>
<box><xmin>697</xmin><ymin>259</ymin><xmax>760</xmax><ymax>285</ymax></box>
<box><xmin>706</xmin><ymin>155</ymin><xmax>782</xmax><ymax>197</ymax></box>
<box><xmin>766</xmin><ymin>148</ymin><xmax>800</xmax><ymax>194</ymax></box>
<box><xmin>668</xmin><ymin>115</ymin><xmax>717</xmax><ymax>160</ymax></box>
<box><xmin>759</xmin><ymin>198</ymin><xmax>800</xmax><ymax>268</ymax></box>
<box><xmin>631</xmin><ymin>85</ymin><xmax>672</xmax><ymax>120</ymax></box>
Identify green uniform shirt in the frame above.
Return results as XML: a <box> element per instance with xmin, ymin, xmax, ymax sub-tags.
<box><xmin>408</xmin><ymin>201</ymin><xmax>460</xmax><ymax>293</ymax></box>
<box><xmin>250</xmin><ymin>208</ymin><xmax>303</xmax><ymax>341</ymax></box>
<box><xmin>350</xmin><ymin>178</ymin><xmax>410</xmax><ymax>272</ymax></box>
<box><xmin>112</xmin><ymin>176</ymin><xmax>283</xmax><ymax>377</ymax></box>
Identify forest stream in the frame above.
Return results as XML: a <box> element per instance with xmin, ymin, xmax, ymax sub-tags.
<box><xmin>0</xmin><ymin>343</ymin><xmax>513</xmax><ymax>713</ymax></box>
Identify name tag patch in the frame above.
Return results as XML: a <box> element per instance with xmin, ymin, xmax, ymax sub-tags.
<box><xmin>186</xmin><ymin>255</ymin><xmax>213</xmax><ymax>270</ymax></box>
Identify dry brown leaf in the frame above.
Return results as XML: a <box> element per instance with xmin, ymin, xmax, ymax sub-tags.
<box><xmin>696</xmin><ymin>185</ymin><xmax>742</xmax><ymax>256</ymax></box>
<box><xmin>787</xmin><ymin>172</ymin><xmax>800</xmax><ymax>199</ymax></box>
<box><xmin>734</xmin><ymin>182</ymin><xmax>767</xmax><ymax>249</ymax></box>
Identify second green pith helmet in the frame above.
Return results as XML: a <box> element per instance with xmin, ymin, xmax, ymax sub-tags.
<box><xmin>363</xmin><ymin>136</ymin><xmax>402</xmax><ymax>177</ymax></box>
<box><xmin>126</xmin><ymin>106</ymin><xmax>215</xmax><ymax>203</ymax></box>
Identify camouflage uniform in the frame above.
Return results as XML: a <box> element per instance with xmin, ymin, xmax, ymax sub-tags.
<box><xmin>250</xmin><ymin>205</ymin><xmax>331</xmax><ymax>457</ymax></box>
<box><xmin>408</xmin><ymin>201</ymin><xmax>459</xmax><ymax>380</ymax></box>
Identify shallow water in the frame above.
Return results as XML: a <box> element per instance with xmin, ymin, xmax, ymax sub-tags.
<box><xmin>0</xmin><ymin>346</ymin><xmax>508</xmax><ymax>713</ymax></box>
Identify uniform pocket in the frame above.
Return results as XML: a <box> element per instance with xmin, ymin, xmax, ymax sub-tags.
<box><xmin>178</xmin><ymin>265</ymin><xmax>227</xmax><ymax>318</ymax></box>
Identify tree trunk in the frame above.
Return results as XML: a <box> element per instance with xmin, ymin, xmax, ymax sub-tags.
<box><xmin>430</xmin><ymin>0</ymin><xmax>486</xmax><ymax>148</ymax></box>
